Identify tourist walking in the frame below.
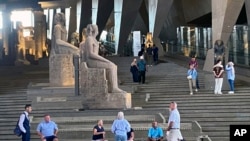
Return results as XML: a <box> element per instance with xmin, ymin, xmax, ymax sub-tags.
<box><xmin>166</xmin><ymin>102</ymin><xmax>183</xmax><ymax>141</ymax></box>
<box><xmin>213</xmin><ymin>60</ymin><xmax>224</xmax><ymax>94</ymax></box>
<box><xmin>92</xmin><ymin>120</ymin><xmax>106</xmax><ymax>141</ymax></box>
<box><xmin>130</xmin><ymin>58</ymin><xmax>139</xmax><ymax>82</ymax></box>
<box><xmin>36</xmin><ymin>114</ymin><xmax>59</xmax><ymax>141</ymax></box>
<box><xmin>111</xmin><ymin>111</ymin><xmax>131</xmax><ymax>141</ymax></box>
<box><xmin>189</xmin><ymin>56</ymin><xmax>200</xmax><ymax>89</ymax></box>
<box><xmin>137</xmin><ymin>56</ymin><xmax>147</xmax><ymax>84</ymax></box>
<box><xmin>225</xmin><ymin>61</ymin><xmax>235</xmax><ymax>94</ymax></box>
<box><xmin>19</xmin><ymin>104</ymin><xmax>32</xmax><ymax>141</ymax></box>
<box><xmin>187</xmin><ymin>64</ymin><xmax>198</xmax><ymax>95</ymax></box>
<box><xmin>146</xmin><ymin>45</ymin><xmax>153</xmax><ymax>66</ymax></box>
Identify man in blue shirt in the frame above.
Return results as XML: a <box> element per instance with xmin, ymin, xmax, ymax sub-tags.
<box><xmin>166</xmin><ymin>102</ymin><xmax>183</xmax><ymax>141</ymax></box>
<box><xmin>111</xmin><ymin>111</ymin><xmax>131</xmax><ymax>141</ymax></box>
<box><xmin>36</xmin><ymin>114</ymin><xmax>59</xmax><ymax>141</ymax></box>
<box><xmin>147</xmin><ymin>121</ymin><xmax>163</xmax><ymax>141</ymax></box>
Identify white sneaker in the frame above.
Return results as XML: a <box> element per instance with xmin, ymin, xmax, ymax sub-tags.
<box><xmin>195</xmin><ymin>89</ymin><xmax>198</xmax><ymax>92</ymax></box>
<box><xmin>228</xmin><ymin>91</ymin><xmax>234</xmax><ymax>94</ymax></box>
<box><xmin>218</xmin><ymin>92</ymin><xmax>223</xmax><ymax>94</ymax></box>
<box><xmin>190</xmin><ymin>92</ymin><xmax>193</xmax><ymax>95</ymax></box>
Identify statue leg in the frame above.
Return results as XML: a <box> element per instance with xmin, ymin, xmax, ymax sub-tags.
<box><xmin>106</xmin><ymin>63</ymin><xmax>124</xmax><ymax>93</ymax></box>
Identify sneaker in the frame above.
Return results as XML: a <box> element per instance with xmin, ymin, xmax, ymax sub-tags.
<box><xmin>218</xmin><ymin>92</ymin><xmax>223</xmax><ymax>94</ymax></box>
<box><xmin>195</xmin><ymin>89</ymin><xmax>198</xmax><ymax>92</ymax></box>
<box><xmin>190</xmin><ymin>92</ymin><xmax>193</xmax><ymax>95</ymax></box>
<box><xmin>228</xmin><ymin>91</ymin><xmax>234</xmax><ymax>94</ymax></box>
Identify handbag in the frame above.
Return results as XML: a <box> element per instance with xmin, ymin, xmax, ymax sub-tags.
<box><xmin>187</xmin><ymin>75</ymin><xmax>192</xmax><ymax>80</ymax></box>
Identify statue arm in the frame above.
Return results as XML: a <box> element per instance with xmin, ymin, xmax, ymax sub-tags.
<box><xmin>56</xmin><ymin>39</ymin><xmax>80</xmax><ymax>55</ymax></box>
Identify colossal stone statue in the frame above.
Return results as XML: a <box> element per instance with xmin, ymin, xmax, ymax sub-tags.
<box><xmin>50</xmin><ymin>13</ymin><xmax>79</xmax><ymax>87</ymax></box>
<box><xmin>84</xmin><ymin>24</ymin><xmax>123</xmax><ymax>93</ymax></box>
<box><xmin>15</xmin><ymin>21</ymin><xmax>30</xmax><ymax>65</ymax></box>
<box><xmin>214</xmin><ymin>39</ymin><xmax>225</xmax><ymax>64</ymax></box>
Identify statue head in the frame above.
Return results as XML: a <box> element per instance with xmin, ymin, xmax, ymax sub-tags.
<box><xmin>16</xmin><ymin>21</ymin><xmax>23</xmax><ymax>30</ymax></box>
<box><xmin>86</xmin><ymin>24</ymin><xmax>99</xmax><ymax>37</ymax></box>
<box><xmin>54</xmin><ymin>13</ymin><xmax>65</xmax><ymax>25</ymax></box>
<box><xmin>215</xmin><ymin>40</ymin><xmax>224</xmax><ymax>46</ymax></box>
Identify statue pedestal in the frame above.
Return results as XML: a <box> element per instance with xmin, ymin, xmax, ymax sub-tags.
<box><xmin>80</xmin><ymin>62</ymin><xmax>131</xmax><ymax>109</ymax></box>
<box><xmin>49</xmin><ymin>54</ymin><xmax>75</xmax><ymax>87</ymax></box>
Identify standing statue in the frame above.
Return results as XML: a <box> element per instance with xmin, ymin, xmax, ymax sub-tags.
<box><xmin>214</xmin><ymin>40</ymin><xmax>225</xmax><ymax>64</ymax></box>
<box><xmin>15</xmin><ymin>22</ymin><xmax>30</xmax><ymax>65</ymax></box>
<box><xmin>51</xmin><ymin>13</ymin><xmax>79</xmax><ymax>56</ymax></box>
<box><xmin>84</xmin><ymin>24</ymin><xmax>123</xmax><ymax>93</ymax></box>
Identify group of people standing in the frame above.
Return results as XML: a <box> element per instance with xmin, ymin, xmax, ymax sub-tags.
<box><xmin>187</xmin><ymin>56</ymin><xmax>235</xmax><ymax>95</ymax></box>
<box><xmin>130</xmin><ymin>44</ymin><xmax>159</xmax><ymax>84</ymax></box>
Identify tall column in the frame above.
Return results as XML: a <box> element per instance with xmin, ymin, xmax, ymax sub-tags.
<box><xmin>232</xmin><ymin>27</ymin><xmax>237</xmax><ymax>63</ymax></box>
<box><xmin>92</xmin><ymin>0</ymin><xmax>98</xmax><ymax>24</ymax></box>
<box><xmin>114</xmin><ymin>0</ymin><xmax>123</xmax><ymax>54</ymax></box>
<box><xmin>203</xmin><ymin>0</ymin><xmax>244</xmax><ymax>71</ymax></box>
<box><xmin>245</xmin><ymin>0</ymin><xmax>250</xmax><ymax>25</ymax></box>
<box><xmin>68</xmin><ymin>2</ymin><xmax>77</xmax><ymax>41</ymax></box>
<box><xmin>148</xmin><ymin>0</ymin><xmax>158</xmax><ymax>35</ymax></box>
<box><xmin>187</xmin><ymin>27</ymin><xmax>191</xmax><ymax>47</ymax></box>
<box><xmin>243</xmin><ymin>26</ymin><xmax>249</xmax><ymax>65</ymax></box>
<box><xmin>195</xmin><ymin>27</ymin><xmax>199</xmax><ymax>56</ymax></box>
<box><xmin>180</xmin><ymin>26</ymin><xmax>184</xmax><ymax>45</ymax></box>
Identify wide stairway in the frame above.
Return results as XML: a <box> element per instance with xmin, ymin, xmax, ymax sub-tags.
<box><xmin>0</xmin><ymin>56</ymin><xmax>250</xmax><ymax>141</ymax></box>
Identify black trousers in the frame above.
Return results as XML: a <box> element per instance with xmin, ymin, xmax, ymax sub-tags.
<box><xmin>138</xmin><ymin>71</ymin><xmax>146</xmax><ymax>84</ymax></box>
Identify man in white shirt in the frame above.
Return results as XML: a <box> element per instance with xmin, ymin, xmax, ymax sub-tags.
<box><xmin>18</xmin><ymin>104</ymin><xmax>32</xmax><ymax>141</ymax></box>
<box><xmin>166</xmin><ymin>102</ymin><xmax>183</xmax><ymax>141</ymax></box>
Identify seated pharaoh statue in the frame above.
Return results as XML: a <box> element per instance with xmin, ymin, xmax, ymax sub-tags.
<box><xmin>49</xmin><ymin>13</ymin><xmax>79</xmax><ymax>87</ymax></box>
<box><xmin>51</xmin><ymin>13</ymin><xmax>79</xmax><ymax>56</ymax></box>
<box><xmin>83</xmin><ymin>24</ymin><xmax>124</xmax><ymax>93</ymax></box>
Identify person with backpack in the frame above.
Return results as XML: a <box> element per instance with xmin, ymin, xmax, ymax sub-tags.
<box><xmin>137</xmin><ymin>56</ymin><xmax>147</xmax><ymax>84</ymax></box>
<box><xmin>18</xmin><ymin>104</ymin><xmax>32</xmax><ymax>141</ymax></box>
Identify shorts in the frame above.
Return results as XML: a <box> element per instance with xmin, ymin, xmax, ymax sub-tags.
<box><xmin>44</xmin><ymin>135</ymin><xmax>57</xmax><ymax>141</ymax></box>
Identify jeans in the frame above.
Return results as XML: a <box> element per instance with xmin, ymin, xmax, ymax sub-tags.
<box><xmin>115</xmin><ymin>134</ymin><xmax>127</xmax><ymax>141</ymax></box>
<box><xmin>21</xmin><ymin>132</ymin><xmax>30</xmax><ymax>141</ymax></box>
<box><xmin>228</xmin><ymin>79</ymin><xmax>234</xmax><ymax>91</ymax></box>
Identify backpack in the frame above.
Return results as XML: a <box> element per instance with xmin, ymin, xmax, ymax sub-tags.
<box><xmin>14</xmin><ymin>113</ymin><xmax>24</xmax><ymax>137</ymax></box>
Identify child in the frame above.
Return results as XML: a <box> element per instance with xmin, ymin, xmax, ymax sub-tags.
<box><xmin>213</xmin><ymin>60</ymin><xmax>224</xmax><ymax>94</ymax></box>
<box><xmin>225</xmin><ymin>61</ymin><xmax>235</xmax><ymax>94</ymax></box>
<box><xmin>187</xmin><ymin>64</ymin><xmax>198</xmax><ymax>95</ymax></box>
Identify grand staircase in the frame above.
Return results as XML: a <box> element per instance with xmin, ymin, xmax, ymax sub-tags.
<box><xmin>0</xmin><ymin>56</ymin><xmax>249</xmax><ymax>141</ymax></box>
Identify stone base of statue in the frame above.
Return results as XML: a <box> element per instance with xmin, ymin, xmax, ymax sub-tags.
<box><xmin>15</xmin><ymin>59</ymin><xmax>30</xmax><ymax>66</ymax></box>
<box><xmin>80</xmin><ymin>62</ymin><xmax>131</xmax><ymax>109</ymax></box>
<box><xmin>49</xmin><ymin>54</ymin><xmax>75</xmax><ymax>87</ymax></box>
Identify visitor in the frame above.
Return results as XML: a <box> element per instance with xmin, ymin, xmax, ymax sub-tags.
<box><xmin>166</xmin><ymin>102</ymin><xmax>184</xmax><ymax>141</ymax></box>
<box><xmin>137</xmin><ymin>56</ymin><xmax>147</xmax><ymax>84</ymax></box>
<box><xmin>111</xmin><ymin>111</ymin><xmax>131</xmax><ymax>141</ymax></box>
<box><xmin>130</xmin><ymin>58</ymin><xmax>139</xmax><ymax>82</ymax></box>
<box><xmin>92</xmin><ymin>120</ymin><xmax>106</xmax><ymax>141</ymax></box>
<box><xmin>213</xmin><ymin>60</ymin><xmax>224</xmax><ymax>94</ymax></box>
<box><xmin>225</xmin><ymin>61</ymin><xmax>235</xmax><ymax>94</ymax></box>
<box><xmin>187</xmin><ymin>64</ymin><xmax>198</xmax><ymax>95</ymax></box>
<box><xmin>36</xmin><ymin>114</ymin><xmax>59</xmax><ymax>141</ymax></box>
<box><xmin>147</xmin><ymin>121</ymin><xmax>163</xmax><ymax>141</ymax></box>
